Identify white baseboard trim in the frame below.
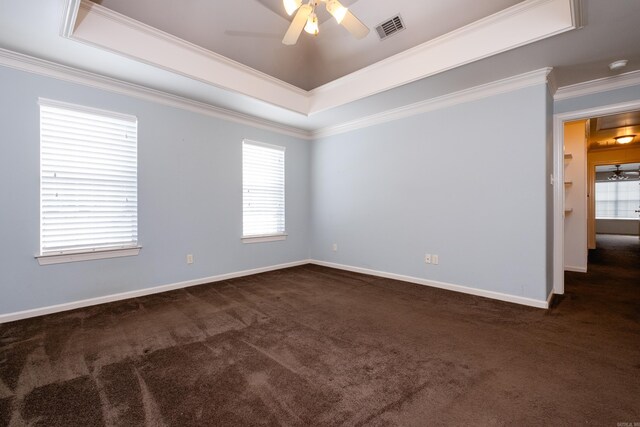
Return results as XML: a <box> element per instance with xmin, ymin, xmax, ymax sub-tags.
<box><xmin>564</xmin><ymin>265</ymin><xmax>587</xmax><ymax>273</ymax></box>
<box><xmin>1</xmin><ymin>258</ymin><xmax>553</xmax><ymax>323</ymax></box>
<box><xmin>0</xmin><ymin>259</ymin><xmax>311</xmax><ymax>324</ymax></box>
<box><xmin>310</xmin><ymin>260</ymin><xmax>550</xmax><ymax>309</ymax></box>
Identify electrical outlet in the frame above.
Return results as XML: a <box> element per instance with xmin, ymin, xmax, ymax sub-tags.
<box><xmin>187</xmin><ymin>254</ymin><xmax>194</xmax><ymax>264</ymax></box>
<box><xmin>332</xmin><ymin>243</ymin><xmax>338</xmax><ymax>252</ymax></box>
<box><xmin>432</xmin><ymin>254</ymin><xmax>439</xmax><ymax>265</ymax></box>
<box><xmin>424</xmin><ymin>254</ymin><xmax>431</xmax><ymax>264</ymax></box>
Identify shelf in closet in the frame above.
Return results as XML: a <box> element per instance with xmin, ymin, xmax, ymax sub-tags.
<box><xmin>564</xmin><ymin>153</ymin><xmax>573</xmax><ymax>159</ymax></box>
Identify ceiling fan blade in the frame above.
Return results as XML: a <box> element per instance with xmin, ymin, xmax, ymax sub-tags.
<box><xmin>282</xmin><ymin>4</ymin><xmax>312</xmax><ymax>45</ymax></box>
<box><xmin>340</xmin><ymin>10</ymin><xmax>370</xmax><ymax>39</ymax></box>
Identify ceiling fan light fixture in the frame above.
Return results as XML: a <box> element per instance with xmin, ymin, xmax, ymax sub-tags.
<box><xmin>608</xmin><ymin>165</ymin><xmax>629</xmax><ymax>181</ymax></box>
<box><xmin>304</xmin><ymin>12</ymin><xmax>319</xmax><ymax>35</ymax></box>
<box><xmin>284</xmin><ymin>0</ymin><xmax>302</xmax><ymax>16</ymax></box>
<box><xmin>282</xmin><ymin>0</ymin><xmax>368</xmax><ymax>45</ymax></box>
<box><xmin>326</xmin><ymin>0</ymin><xmax>348</xmax><ymax>24</ymax></box>
<box><xmin>615</xmin><ymin>135</ymin><xmax>635</xmax><ymax>144</ymax></box>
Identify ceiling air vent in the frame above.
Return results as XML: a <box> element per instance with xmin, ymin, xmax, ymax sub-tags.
<box><xmin>375</xmin><ymin>15</ymin><xmax>405</xmax><ymax>40</ymax></box>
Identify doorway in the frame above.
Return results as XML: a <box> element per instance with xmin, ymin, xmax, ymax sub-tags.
<box><xmin>553</xmin><ymin>101</ymin><xmax>640</xmax><ymax>295</ymax></box>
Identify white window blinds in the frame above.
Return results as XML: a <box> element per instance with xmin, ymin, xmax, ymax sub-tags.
<box><xmin>595</xmin><ymin>181</ymin><xmax>640</xmax><ymax>219</ymax></box>
<box><xmin>242</xmin><ymin>140</ymin><xmax>285</xmax><ymax>238</ymax></box>
<box><xmin>40</xmin><ymin>100</ymin><xmax>138</xmax><ymax>255</ymax></box>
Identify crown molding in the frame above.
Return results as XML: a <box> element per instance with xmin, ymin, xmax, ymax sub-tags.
<box><xmin>0</xmin><ymin>48</ymin><xmax>313</xmax><ymax>140</ymax></box>
<box><xmin>60</xmin><ymin>0</ymin><xmax>81</xmax><ymax>37</ymax></box>
<box><xmin>554</xmin><ymin>70</ymin><xmax>640</xmax><ymax>102</ymax></box>
<box><xmin>0</xmin><ymin>47</ymin><xmax>556</xmax><ymax>142</ymax></box>
<box><xmin>71</xmin><ymin>0</ymin><xmax>311</xmax><ymax>115</ymax></box>
<box><xmin>80</xmin><ymin>1</ymin><xmax>307</xmax><ymax>97</ymax></box>
<box><xmin>308</xmin><ymin>0</ymin><xmax>577</xmax><ymax>114</ymax></box>
<box><xmin>570</xmin><ymin>0</ymin><xmax>585</xmax><ymax>29</ymax></box>
<box><xmin>312</xmin><ymin>68</ymin><xmax>553</xmax><ymax>139</ymax></box>
<box><xmin>65</xmin><ymin>0</ymin><xmax>577</xmax><ymax>116</ymax></box>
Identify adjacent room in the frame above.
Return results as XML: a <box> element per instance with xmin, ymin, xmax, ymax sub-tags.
<box><xmin>1</xmin><ymin>0</ymin><xmax>639</xmax><ymax>424</ymax></box>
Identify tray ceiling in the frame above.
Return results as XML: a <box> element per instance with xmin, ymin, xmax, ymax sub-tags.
<box><xmin>95</xmin><ymin>0</ymin><xmax>524</xmax><ymax>90</ymax></box>
<box><xmin>2</xmin><ymin>0</ymin><xmax>640</xmax><ymax>134</ymax></box>
<box><xmin>69</xmin><ymin>0</ymin><xmax>579</xmax><ymax>115</ymax></box>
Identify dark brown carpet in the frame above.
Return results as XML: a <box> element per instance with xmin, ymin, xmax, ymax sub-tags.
<box><xmin>1</xmin><ymin>235</ymin><xmax>639</xmax><ymax>426</ymax></box>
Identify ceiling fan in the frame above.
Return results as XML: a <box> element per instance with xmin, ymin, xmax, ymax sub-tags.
<box><xmin>608</xmin><ymin>164</ymin><xmax>640</xmax><ymax>181</ymax></box>
<box><xmin>282</xmin><ymin>0</ymin><xmax>369</xmax><ymax>45</ymax></box>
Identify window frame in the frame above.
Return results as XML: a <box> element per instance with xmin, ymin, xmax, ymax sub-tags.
<box><xmin>241</xmin><ymin>139</ymin><xmax>287</xmax><ymax>244</ymax></box>
<box><xmin>35</xmin><ymin>99</ymin><xmax>141</xmax><ymax>265</ymax></box>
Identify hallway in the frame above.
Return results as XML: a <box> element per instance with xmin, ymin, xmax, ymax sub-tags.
<box><xmin>561</xmin><ymin>233</ymin><xmax>639</xmax><ymax>313</ymax></box>
<box><xmin>564</xmin><ymin>233</ymin><xmax>639</xmax><ymax>304</ymax></box>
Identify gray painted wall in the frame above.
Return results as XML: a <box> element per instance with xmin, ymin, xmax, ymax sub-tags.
<box><xmin>596</xmin><ymin>219</ymin><xmax>639</xmax><ymax>235</ymax></box>
<box><xmin>11</xmin><ymin>62</ymin><xmax>636</xmax><ymax>316</ymax></box>
<box><xmin>0</xmin><ymin>66</ymin><xmax>311</xmax><ymax>315</ymax></box>
<box><xmin>310</xmin><ymin>84</ymin><xmax>552</xmax><ymax>302</ymax></box>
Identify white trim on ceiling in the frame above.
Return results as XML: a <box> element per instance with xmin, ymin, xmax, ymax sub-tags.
<box><xmin>554</xmin><ymin>70</ymin><xmax>640</xmax><ymax>101</ymax></box>
<box><xmin>570</xmin><ymin>0</ymin><xmax>585</xmax><ymax>29</ymax></box>
<box><xmin>309</xmin><ymin>0</ymin><xmax>578</xmax><ymax>114</ymax></box>
<box><xmin>0</xmin><ymin>48</ymin><xmax>312</xmax><ymax>140</ymax></box>
<box><xmin>312</xmin><ymin>68</ymin><xmax>554</xmax><ymax>138</ymax></box>
<box><xmin>65</xmin><ymin>0</ymin><xmax>579</xmax><ymax>116</ymax></box>
<box><xmin>1</xmin><ymin>47</ymin><xmax>558</xmax><ymax>140</ymax></box>
<box><xmin>71</xmin><ymin>0</ymin><xmax>310</xmax><ymax>114</ymax></box>
<box><xmin>0</xmin><ymin>48</ymin><xmax>560</xmax><ymax>140</ymax></box>
<box><xmin>60</xmin><ymin>0</ymin><xmax>81</xmax><ymax>37</ymax></box>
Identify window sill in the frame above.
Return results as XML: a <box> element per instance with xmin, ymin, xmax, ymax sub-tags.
<box><xmin>242</xmin><ymin>234</ymin><xmax>287</xmax><ymax>244</ymax></box>
<box><xmin>36</xmin><ymin>247</ymin><xmax>141</xmax><ymax>265</ymax></box>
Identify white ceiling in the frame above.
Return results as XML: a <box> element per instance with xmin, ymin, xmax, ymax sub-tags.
<box><xmin>1</xmin><ymin>0</ymin><xmax>640</xmax><ymax>134</ymax></box>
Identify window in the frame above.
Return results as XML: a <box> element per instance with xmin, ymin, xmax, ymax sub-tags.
<box><xmin>595</xmin><ymin>180</ymin><xmax>640</xmax><ymax>219</ymax></box>
<box><xmin>38</xmin><ymin>99</ymin><xmax>139</xmax><ymax>264</ymax></box>
<box><xmin>242</xmin><ymin>140</ymin><xmax>286</xmax><ymax>242</ymax></box>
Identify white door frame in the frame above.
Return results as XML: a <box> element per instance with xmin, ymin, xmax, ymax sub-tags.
<box><xmin>553</xmin><ymin>99</ymin><xmax>640</xmax><ymax>294</ymax></box>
